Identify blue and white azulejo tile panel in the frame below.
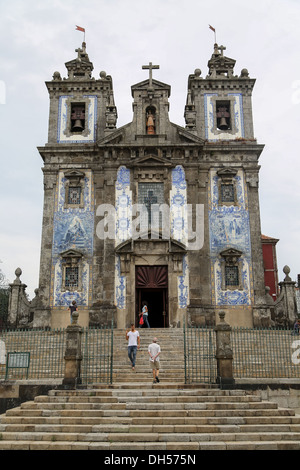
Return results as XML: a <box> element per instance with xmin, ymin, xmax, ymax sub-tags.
<box><xmin>115</xmin><ymin>166</ymin><xmax>132</xmax><ymax>246</ymax></box>
<box><xmin>170</xmin><ymin>166</ymin><xmax>189</xmax><ymax>308</ymax></box>
<box><xmin>209</xmin><ymin>169</ymin><xmax>253</xmax><ymax>306</ymax></box>
<box><xmin>178</xmin><ymin>255</ymin><xmax>189</xmax><ymax>308</ymax></box>
<box><xmin>51</xmin><ymin>170</ymin><xmax>94</xmax><ymax>308</ymax></box>
<box><xmin>170</xmin><ymin>165</ymin><xmax>188</xmax><ymax>245</ymax></box>
<box><xmin>114</xmin><ymin>166</ymin><xmax>131</xmax><ymax>309</ymax></box>
<box><xmin>115</xmin><ymin>256</ymin><xmax>126</xmax><ymax>309</ymax></box>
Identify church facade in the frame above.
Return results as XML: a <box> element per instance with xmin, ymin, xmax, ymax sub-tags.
<box><xmin>35</xmin><ymin>42</ymin><xmax>268</xmax><ymax>329</ymax></box>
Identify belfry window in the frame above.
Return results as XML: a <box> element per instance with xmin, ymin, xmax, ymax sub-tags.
<box><xmin>216</xmin><ymin>101</ymin><xmax>231</xmax><ymax>131</ymax></box>
<box><xmin>71</xmin><ymin>103</ymin><xmax>85</xmax><ymax>132</ymax></box>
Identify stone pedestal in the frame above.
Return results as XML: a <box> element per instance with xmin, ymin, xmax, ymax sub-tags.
<box><xmin>63</xmin><ymin>312</ymin><xmax>83</xmax><ymax>387</ymax></box>
<box><xmin>214</xmin><ymin>311</ymin><xmax>235</xmax><ymax>388</ymax></box>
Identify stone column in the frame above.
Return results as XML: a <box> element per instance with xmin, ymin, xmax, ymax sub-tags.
<box><xmin>214</xmin><ymin>311</ymin><xmax>235</xmax><ymax>389</ymax></box>
<box><xmin>63</xmin><ymin>311</ymin><xmax>83</xmax><ymax>387</ymax></box>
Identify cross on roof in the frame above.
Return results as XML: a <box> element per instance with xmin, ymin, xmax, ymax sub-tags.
<box><xmin>142</xmin><ymin>62</ymin><xmax>159</xmax><ymax>87</ymax></box>
<box><xmin>218</xmin><ymin>45</ymin><xmax>226</xmax><ymax>56</ymax></box>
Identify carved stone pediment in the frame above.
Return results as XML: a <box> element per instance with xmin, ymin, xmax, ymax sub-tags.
<box><xmin>64</xmin><ymin>170</ymin><xmax>85</xmax><ymax>179</ymax></box>
<box><xmin>61</xmin><ymin>249</ymin><xmax>83</xmax><ymax>260</ymax></box>
<box><xmin>131</xmin><ymin>79</ymin><xmax>171</xmax><ymax>96</ymax></box>
<box><xmin>115</xmin><ymin>236</ymin><xmax>187</xmax><ymax>255</ymax></box>
<box><xmin>115</xmin><ymin>237</ymin><xmax>187</xmax><ymax>275</ymax></box>
<box><xmin>217</xmin><ymin>168</ymin><xmax>238</xmax><ymax>183</ymax></box>
<box><xmin>220</xmin><ymin>248</ymin><xmax>242</xmax><ymax>264</ymax></box>
<box><xmin>129</xmin><ymin>153</ymin><xmax>172</xmax><ymax>167</ymax></box>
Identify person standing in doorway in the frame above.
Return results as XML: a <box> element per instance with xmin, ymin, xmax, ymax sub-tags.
<box><xmin>148</xmin><ymin>337</ymin><xmax>161</xmax><ymax>383</ymax></box>
<box><xmin>126</xmin><ymin>323</ymin><xmax>140</xmax><ymax>371</ymax></box>
<box><xmin>141</xmin><ymin>301</ymin><xmax>150</xmax><ymax>328</ymax></box>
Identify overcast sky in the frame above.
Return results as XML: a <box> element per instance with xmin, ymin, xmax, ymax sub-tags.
<box><xmin>1</xmin><ymin>0</ymin><xmax>300</xmax><ymax>297</ymax></box>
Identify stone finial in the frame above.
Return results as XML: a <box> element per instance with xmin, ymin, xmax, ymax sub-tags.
<box><xmin>71</xmin><ymin>310</ymin><xmax>79</xmax><ymax>325</ymax></box>
<box><xmin>283</xmin><ymin>265</ymin><xmax>292</xmax><ymax>281</ymax></box>
<box><xmin>14</xmin><ymin>268</ymin><xmax>22</xmax><ymax>284</ymax></box>
<box><xmin>215</xmin><ymin>310</ymin><xmax>231</xmax><ymax>332</ymax></box>
<box><xmin>194</xmin><ymin>68</ymin><xmax>202</xmax><ymax>78</ymax></box>
<box><xmin>240</xmin><ymin>68</ymin><xmax>249</xmax><ymax>78</ymax></box>
<box><xmin>218</xmin><ymin>310</ymin><xmax>226</xmax><ymax>323</ymax></box>
<box><xmin>52</xmin><ymin>71</ymin><xmax>62</xmax><ymax>81</ymax></box>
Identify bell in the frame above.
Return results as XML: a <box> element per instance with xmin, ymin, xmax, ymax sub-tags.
<box><xmin>72</xmin><ymin>119</ymin><xmax>84</xmax><ymax>132</ymax></box>
<box><xmin>218</xmin><ymin>117</ymin><xmax>229</xmax><ymax>130</ymax></box>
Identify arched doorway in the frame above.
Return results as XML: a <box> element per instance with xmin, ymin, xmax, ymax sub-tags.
<box><xmin>135</xmin><ymin>265</ymin><xmax>168</xmax><ymax>327</ymax></box>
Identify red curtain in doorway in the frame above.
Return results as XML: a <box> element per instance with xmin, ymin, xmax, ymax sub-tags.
<box><xmin>136</xmin><ymin>266</ymin><xmax>168</xmax><ymax>288</ymax></box>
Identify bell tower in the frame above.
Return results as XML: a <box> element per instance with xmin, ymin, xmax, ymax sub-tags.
<box><xmin>185</xmin><ymin>43</ymin><xmax>255</xmax><ymax>141</ymax></box>
<box><xmin>36</xmin><ymin>43</ymin><xmax>118</xmax><ymax>328</ymax></box>
<box><xmin>46</xmin><ymin>42</ymin><xmax>117</xmax><ymax>144</ymax></box>
<box><xmin>184</xmin><ymin>43</ymin><xmax>266</xmax><ymax>327</ymax></box>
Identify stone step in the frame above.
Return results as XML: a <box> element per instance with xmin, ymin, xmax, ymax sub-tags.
<box><xmin>2</xmin><ymin>408</ymin><xmax>299</xmax><ymax>426</ymax></box>
<box><xmin>4</xmin><ymin>403</ymin><xmax>283</xmax><ymax>417</ymax></box>
<box><xmin>2</xmin><ymin>418</ymin><xmax>300</xmax><ymax>434</ymax></box>
<box><xmin>1</xmin><ymin>427</ymin><xmax>300</xmax><ymax>441</ymax></box>
<box><xmin>17</xmin><ymin>403</ymin><xmax>295</xmax><ymax>418</ymax></box>
<box><xmin>2</xmin><ymin>407</ymin><xmax>298</xmax><ymax>426</ymax></box>
<box><xmin>0</xmin><ymin>439</ymin><xmax>299</xmax><ymax>451</ymax></box>
<box><xmin>7</xmin><ymin>407</ymin><xmax>295</xmax><ymax>420</ymax></box>
<box><xmin>25</xmin><ymin>396</ymin><xmax>279</xmax><ymax>410</ymax></box>
<box><xmin>45</xmin><ymin>393</ymin><xmax>262</xmax><ymax>403</ymax></box>
<box><xmin>3</xmin><ymin>418</ymin><xmax>300</xmax><ymax>436</ymax></box>
<box><xmin>48</xmin><ymin>388</ymin><xmax>245</xmax><ymax>396</ymax></box>
<box><xmin>87</xmin><ymin>382</ymin><xmax>219</xmax><ymax>389</ymax></box>
<box><xmin>0</xmin><ymin>433</ymin><xmax>299</xmax><ymax>452</ymax></box>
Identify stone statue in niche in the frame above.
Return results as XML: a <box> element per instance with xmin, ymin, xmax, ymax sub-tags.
<box><xmin>146</xmin><ymin>110</ymin><xmax>155</xmax><ymax>135</ymax></box>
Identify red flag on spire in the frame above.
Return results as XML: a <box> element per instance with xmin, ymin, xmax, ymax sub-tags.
<box><xmin>209</xmin><ymin>25</ymin><xmax>215</xmax><ymax>32</ymax></box>
<box><xmin>76</xmin><ymin>25</ymin><xmax>85</xmax><ymax>32</ymax></box>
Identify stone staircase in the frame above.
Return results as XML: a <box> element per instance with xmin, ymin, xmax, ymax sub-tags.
<box><xmin>0</xmin><ymin>327</ymin><xmax>300</xmax><ymax>450</ymax></box>
<box><xmin>1</xmin><ymin>385</ymin><xmax>300</xmax><ymax>450</ymax></box>
<box><xmin>112</xmin><ymin>328</ymin><xmax>186</xmax><ymax>383</ymax></box>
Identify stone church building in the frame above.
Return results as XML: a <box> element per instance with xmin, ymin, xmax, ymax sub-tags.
<box><xmin>33</xmin><ymin>41</ymin><xmax>270</xmax><ymax>330</ymax></box>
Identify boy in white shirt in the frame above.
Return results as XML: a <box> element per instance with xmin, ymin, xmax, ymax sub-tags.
<box><xmin>126</xmin><ymin>323</ymin><xmax>140</xmax><ymax>370</ymax></box>
<box><xmin>148</xmin><ymin>337</ymin><xmax>161</xmax><ymax>383</ymax></box>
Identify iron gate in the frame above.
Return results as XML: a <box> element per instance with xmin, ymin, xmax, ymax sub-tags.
<box><xmin>80</xmin><ymin>324</ymin><xmax>114</xmax><ymax>385</ymax></box>
<box><xmin>184</xmin><ymin>323</ymin><xmax>217</xmax><ymax>383</ymax></box>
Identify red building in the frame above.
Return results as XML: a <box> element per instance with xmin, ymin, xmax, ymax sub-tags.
<box><xmin>261</xmin><ymin>234</ymin><xmax>279</xmax><ymax>300</ymax></box>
